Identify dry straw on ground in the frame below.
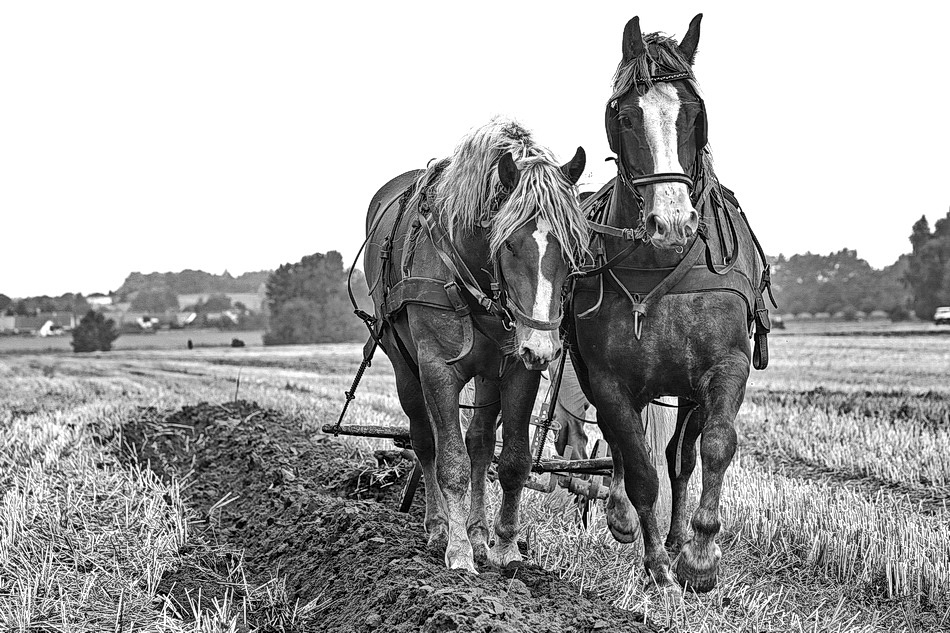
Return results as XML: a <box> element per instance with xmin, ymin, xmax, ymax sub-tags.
<box><xmin>0</xmin><ymin>329</ymin><xmax>948</xmax><ymax>631</ymax></box>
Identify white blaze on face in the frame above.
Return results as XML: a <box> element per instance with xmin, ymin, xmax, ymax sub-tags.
<box><xmin>638</xmin><ymin>83</ymin><xmax>690</xmax><ymax>202</ymax></box>
<box><xmin>521</xmin><ymin>217</ymin><xmax>557</xmax><ymax>362</ymax></box>
<box><xmin>531</xmin><ymin>218</ymin><xmax>554</xmax><ymax>323</ymax></box>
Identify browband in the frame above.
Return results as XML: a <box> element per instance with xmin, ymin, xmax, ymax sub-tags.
<box><xmin>634</xmin><ymin>70</ymin><xmax>692</xmax><ymax>85</ymax></box>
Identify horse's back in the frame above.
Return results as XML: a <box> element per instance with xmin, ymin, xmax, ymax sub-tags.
<box><xmin>366</xmin><ymin>170</ymin><xmax>423</xmax><ymax>233</ymax></box>
<box><xmin>363</xmin><ymin>169</ymin><xmax>424</xmax><ymax>320</ymax></box>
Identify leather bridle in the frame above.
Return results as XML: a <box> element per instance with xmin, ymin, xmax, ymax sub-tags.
<box><xmin>608</xmin><ymin>69</ymin><xmax>705</xmax><ymax>212</ymax></box>
<box><xmin>420</xmin><ymin>204</ymin><xmax>563</xmax><ymax>336</ymax></box>
<box><xmin>490</xmin><ymin>256</ymin><xmax>563</xmax><ymax>332</ymax></box>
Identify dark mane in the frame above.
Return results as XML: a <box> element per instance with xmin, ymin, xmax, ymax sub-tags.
<box><xmin>608</xmin><ymin>33</ymin><xmax>693</xmax><ymax>105</ymax></box>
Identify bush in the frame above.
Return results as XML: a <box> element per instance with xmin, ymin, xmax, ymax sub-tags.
<box><xmin>71</xmin><ymin>310</ymin><xmax>120</xmax><ymax>352</ymax></box>
<box><xmin>888</xmin><ymin>304</ymin><xmax>913</xmax><ymax>322</ymax></box>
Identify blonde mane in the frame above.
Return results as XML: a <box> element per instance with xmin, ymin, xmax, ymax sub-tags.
<box><xmin>410</xmin><ymin>118</ymin><xmax>590</xmax><ymax>269</ymax></box>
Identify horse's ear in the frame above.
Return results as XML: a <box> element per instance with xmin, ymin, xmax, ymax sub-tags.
<box><xmin>498</xmin><ymin>152</ymin><xmax>521</xmax><ymax>191</ymax></box>
<box><xmin>560</xmin><ymin>147</ymin><xmax>586</xmax><ymax>185</ymax></box>
<box><xmin>622</xmin><ymin>16</ymin><xmax>646</xmax><ymax>63</ymax></box>
<box><xmin>679</xmin><ymin>13</ymin><xmax>702</xmax><ymax>65</ymax></box>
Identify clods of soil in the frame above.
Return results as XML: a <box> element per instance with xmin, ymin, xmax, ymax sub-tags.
<box><xmin>122</xmin><ymin>401</ymin><xmax>655</xmax><ymax>632</ymax></box>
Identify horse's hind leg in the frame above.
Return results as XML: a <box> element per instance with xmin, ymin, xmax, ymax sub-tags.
<box><xmin>665</xmin><ymin>400</ymin><xmax>705</xmax><ymax>552</ymax></box>
<box><xmin>465</xmin><ymin>377</ymin><xmax>500</xmax><ymax>563</ymax></box>
<box><xmin>391</xmin><ymin>351</ymin><xmax>448</xmax><ymax>551</ymax></box>
<box><xmin>489</xmin><ymin>368</ymin><xmax>541</xmax><ymax>569</ymax></box>
<box><xmin>675</xmin><ymin>355</ymin><xmax>747</xmax><ymax>593</ymax></box>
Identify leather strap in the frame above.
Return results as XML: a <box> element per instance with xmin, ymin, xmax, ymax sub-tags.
<box><xmin>627</xmin><ymin>172</ymin><xmax>694</xmax><ymax>189</ymax></box>
<box><xmin>382</xmin><ymin>277</ymin><xmax>474</xmax><ymax>319</ymax></box>
<box><xmin>419</xmin><ymin>213</ymin><xmax>503</xmax><ymax>317</ymax></box>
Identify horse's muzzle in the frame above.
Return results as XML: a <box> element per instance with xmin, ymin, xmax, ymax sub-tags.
<box><xmin>518</xmin><ymin>339</ymin><xmax>560</xmax><ymax>372</ymax></box>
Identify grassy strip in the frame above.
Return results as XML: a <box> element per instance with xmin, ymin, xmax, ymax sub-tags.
<box><xmin>0</xmin><ymin>402</ymin><xmax>190</xmax><ymax>631</ymax></box>
<box><xmin>723</xmin><ymin>457</ymin><xmax>950</xmax><ymax>606</ymax></box>
<box><xmin>516</xmin><ymin>456</ymin><xmax>949</xmax><ymax>631</ymax></box>
<box><xmin>738</xmin><ymin>402</ymin><xmax>950</xmax><ymax>489</ymax></box>
<box><xmin>0</xmin><ymin>369</ymin><xmax>307</xmax><ymax>631</ymax></box>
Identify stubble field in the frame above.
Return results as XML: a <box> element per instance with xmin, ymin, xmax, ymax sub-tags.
<box><xmin>0</xmin><ymin>325</ymin><xmax>948</xmax><ymax>631</ymax></box>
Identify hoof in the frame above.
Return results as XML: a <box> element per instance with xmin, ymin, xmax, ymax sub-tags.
<box><xmin>445</xmin><ymin>543</ymin><xmax>477</xmax><ymax>574</ymax></box>
<box><xmin>426</xmin><ymin>526</ymin><xmax>448</xmax><ymax>554</ymax></box>
<box><xmin>488</xmin><ymin>542</ymin><xmax>523</xmax><ymax>569</ymax></box>
<box><xmin>447</xmin><ymin>557</ymin><xmax>478</xmax><ymax>574</ymax></box>
<box><xmin>468</xmin><ymin>525</ymin><xmax>490</xmax><ymax>557</ymax></box>
<box><xmin>472</xmin><ymin>540</ymin><xmax>489</xmax><ymax>565</ymax></box>
<box><xmin>643</xmin><ymin>566</ymin><xmax>678</xmax><ymax>592</ymax></box>
<box><xmin>608</xmin><ymin>523</ymin><xmax>639</xmax><ymax>544</ymax></box>
<box><xmin>674</xmin><ymin>541</ymin><xmax>721</xmax><ymax>593</ymax></box>
<box><xmin>606</xmin><ymin>498</ymin><xmax>640</xmax><ymax>544</ymax></box>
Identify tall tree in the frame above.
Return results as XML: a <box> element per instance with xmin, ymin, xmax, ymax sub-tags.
<box><xmin>263</xmin><ymin>251</ymin><xmax>364</xmax><ymax>345</ymax></box>
<box><xmin>905</xmin><ymin>210</ymin><xmax>950</xmax><ymax>319</ymax></box>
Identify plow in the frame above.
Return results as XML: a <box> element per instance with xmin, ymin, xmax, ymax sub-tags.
<box><xmin>321</xmin><ymin>419</ymin><xmax>614</xmax><ymax>514</ymax></box>
<box><xmin>322</xmin><ymin>349</ymin><xmax>615</xmax><ymax>520</ymax></box>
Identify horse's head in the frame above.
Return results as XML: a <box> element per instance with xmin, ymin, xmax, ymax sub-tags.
<box><xmin>606</xmin><ymin>14</ymin><xmax>706</xmax><ymax>250</ymax></box>
<box><xmin>493</xmin><ymin>147</ymin><xmax>587</xmax><ymax>371</ymax></box>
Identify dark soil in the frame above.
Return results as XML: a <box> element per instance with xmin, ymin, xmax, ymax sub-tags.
<box><xmin>120</xmin><ymin>401</ymin><xmax>655</xmax><ymax>633</ymax></box>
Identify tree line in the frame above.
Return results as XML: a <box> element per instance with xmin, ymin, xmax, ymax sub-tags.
<box><xmin>115</xmin><ymin>269</ymin><xmax>270</xmax><ymax>301</ymax></box>
<box><xmin>7</xmin><ymin>209</ymin><xmax>950</xmax><ymax>352</ymax></box>
<box><xmin>769</xmin><ymin>208</ymin><xmax>950</xmax><ymax>319</ymax></box>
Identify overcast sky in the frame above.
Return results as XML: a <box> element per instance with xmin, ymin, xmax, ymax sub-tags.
<box><xmin>2</xmin><ymin>1</ymin><xmax>948</xmax><ymax>298</ymax></box>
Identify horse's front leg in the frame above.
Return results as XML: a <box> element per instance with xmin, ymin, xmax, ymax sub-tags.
<box><xmin>592</xmin><ymin>376</ymin><xmax>677</xmax><ymax>590</ymax></box>
<box><xmin>417</xmin><ymin>352</ymin><xmax>475</xmax><ymax>572</ymax></box>
<box><xmin>489</xmin><ymin>366</ymin><xmax>541</xmax><ymax>569</ymax></box>
<box><xmin>597</xmin><ymin>415</ymin><xmax>640</xmax><ymax>544</ymax></box>
<box><xmin>675</xmin><ymin>354</ymin><xmax>747</xmax><ymax>592</ymax></box>
<box><xmin>465</xmin><ymin>376</ymin><xmax>500</xmax><ymax>563</ymax></box>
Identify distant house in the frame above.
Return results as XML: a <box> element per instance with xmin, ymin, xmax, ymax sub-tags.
<box><xmin>0</xmin><ymin>315</ymin><xmax>16</xmax><ymax>332</ymax></box>
<box><xmin>176</xmin><ymin>312</ymin><xmax>198</xmax><ymax>327</ymax></box>
<box><xmin>86</xmin><ymin>294</ymin><xmax>113</xmax><ymax>308</ymax></box>
<box><xmin>176</xmin><ymin>290</ymin><xmax>265</xmax><ymax>313</ymax></box>
<box><xmin>6</xmin><ymin>313</ymin><xmax>77</xmax><ymax>334</ymax></box>
<box><xmin>204</xmin><ymin>310</ymin><xmax>240</xmax><ymax>325</ymax></box>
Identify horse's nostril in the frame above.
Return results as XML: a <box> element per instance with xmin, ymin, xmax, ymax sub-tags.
<box><xmin>646</xmin><ymin>213</ymin><xmax>668</xmax><ymax>236</ymax></box>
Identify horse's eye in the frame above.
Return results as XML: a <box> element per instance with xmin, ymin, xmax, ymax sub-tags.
<box><xmin>619</xmin><ymin>115</ymin><xmax>633</xmax><ymax>129</ymax></box>
<box><xmin>505</xmin><ymin>242</ymin><xmax>515</xmax><ymax>253</ymax></box>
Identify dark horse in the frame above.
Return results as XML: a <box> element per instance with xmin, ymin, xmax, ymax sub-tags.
<box><xmin>569</xmin><ymin>15</ymin><xmax>772</xmax><ymax>592</ymax></box>
<box><xmin>364</xmin><ymin>119</ymin><xmax>587</xmax><ymax>572</ymax></box>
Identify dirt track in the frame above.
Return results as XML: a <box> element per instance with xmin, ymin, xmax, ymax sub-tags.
<box><xmin>121</xmin><ymin>401</ymin><xmax>655</xmax><ymax>632</ymax></box>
